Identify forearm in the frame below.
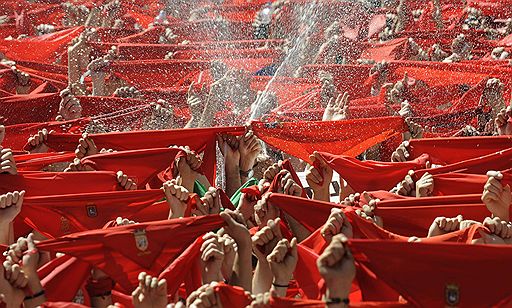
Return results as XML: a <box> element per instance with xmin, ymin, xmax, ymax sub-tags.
<box><xmin>252</xmin><ymin>260</ymin><xmax>272</xmax><ymax>294</ymax></box>
<box><xmin>284</xmin><ymin>213</ymin><xmax>311</xmax><ymax>242</ymax></box>
<box><xmin>68</xmin><ymin>59</ymin><xmax>81</xmax><ymax>87</ymax></box>
<box><xmin>0</xmin><ymin>222</ymin><xmax>11</xmax><ymax>245</ymax></box>
<box><xmin>23</xmin><ymin>278</ymin><xmax>46</xmax><ymax>308</ymax></box>
<box><xmin>90</xmin><ymin>295</ymin><xmax>113</xmax><ymax>308</ymax></box>
<box><xmin>230</xmin><ymin>242</ymin><xmax>253</xmax><ymax>292</ymax></box>
<box><xmin>198</xmin><ymin>101</ymin><xmax>217</xmax><ymax>128</ymax></box>
<box><xmin>91</xmin><ymin>75</ymin><xmax>107</xmax><ymax>96</ymax></box>
<box><xmin>312</xmin><ymin>188</ymin><xmax>330</xmax><ymax>202</ymax></box>
<box><xmin>323</xmin><ymin>284</ymin><xmax>351</xmax><ymax>308</ymax></box>
<box><xmin>225</xmin><ymin>163</ymin><xmax>242</xmax><ymax>197</ymax></box>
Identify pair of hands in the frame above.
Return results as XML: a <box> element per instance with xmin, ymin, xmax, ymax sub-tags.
<box><xmin>163</xmin><ymin>180</ymin><xmax>221</xmax><ymax>218</ymax></box>
<box><xmin>1</xmin><ymin>233</ymin><xmax>44</xmax><ymax>306</ymax></box>
<box><xmin>252</xmin><ymin>218</ymin><xmax>298</xmax><ymax>290</ymax></box>
<box><xmin>218</xmin><ymin>131</ymin><xmax>262</xmax><ymax>173</ymax></box>
<box><xmin>200</xmin><ymin>232</ymin><xmax>237</xmax><ymax>284</ymax></box>
<box><xmin>395</xmin><ymin>171</ymin><xmax>434</xmax><ymax>198</ymax></box>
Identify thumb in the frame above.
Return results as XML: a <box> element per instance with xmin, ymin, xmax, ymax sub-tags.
<box><xmin>27</xmin><ymin>233</ymin><xmax>36</xmax><ymax>251</ymax></box>
<box><xmin>290</xmin><ymin>237</ymin><xmax>298</xmax><ymax>258</ymax></box>
<box><xmin>131</xmin><ymin>286</ymin><xmax>143</xmax><ymax>304</ymax></box>
<box><xmin>220</xmin><ymin>211</ymin><xmax>235</xmax><ymax>227</ymax></box>
<box><xmin>504</xmin><ymin>184</ymin><xmax>511</xmax><ymax>194</ymax></box>
<box><xmin>362</xmin><ymin>191</ymin><xmax>373</xmax><ymax>204</ymax></box>
<box><xmin>16</xmin><ymin>190</ymin><xmax>25</xmax><ymax>207</ymax></box>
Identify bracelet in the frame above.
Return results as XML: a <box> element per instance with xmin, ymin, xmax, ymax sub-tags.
<box><xmin>325</xmin><ymin>297</ymin><xmax>349</xmax><ymax>305</ymax></box>
<box><xmin>272</xmin><ymin>282</ymin><xmax>289</xmax><ymax>288</ymax></box>
<box><xmin>24</xmin><ymin>289</ymin><xmax>45</xmax><ymax>301</ymax></box>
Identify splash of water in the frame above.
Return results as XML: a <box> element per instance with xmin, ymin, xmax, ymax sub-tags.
<box><xmin>250</xmin><ymin>0</ymin><xmax>321</xmax><ymax>120</ymax></box>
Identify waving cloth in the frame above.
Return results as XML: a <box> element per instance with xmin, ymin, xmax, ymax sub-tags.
<box><xmin>22</xmin><ymin>189</ymin><xmax>165</xmax><ymax>238</ymax></box>
<box><xmin>37</xmin><ymin>215</ymin><xmax>225</xmax><ymax>294</ymax></box>
<box><xmin>349</xmin><ymin>240</ymin><xmax>512</xmax><ymax>307</ymax></box>
<box><xmin>0</xmin><ymin>26</ymin><xmax>83</xmax><ymax>63</ymax></box>
<box><xmin>408</xmin><ymin>136</ymin><xmax>512</xmax><ymax>165</ymax></box>
<box><xmin>252</xmin><ymin>117</ymin><xmax>407</xmax><ymax>162</ymax></box>
<box><xmin>81</xmin><ymin>148</ymin><xmax>184</xmax><ymax>187</ymax></box>
<box><xmin>316</xmin><ymin>152</ymin><xmax>429</xmax><ymax>192</ymax></box>
<box><xmin>42</xmin><ymin>126</ymin><xmax>245</xmax><ymax>183</ymax></box>
<box><xmin>0</xmin><ymin>171</ymin><xmax>121</xmax><ymax>196</ymax></box>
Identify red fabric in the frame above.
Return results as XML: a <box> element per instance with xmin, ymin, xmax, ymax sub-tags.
<box><xmin>214</xmin><ymin>283</ymin><xmax>253</xmax><ymax>307</ymax></box>
<box><xmin>15</xmin><ymin>152</ymin><xmax>76</xmax><ymax>171</ymax></box>
<box><xmin>408</xmin><ymin>136</ymin><xmax>512</xmax><ymax>165</ymax></box>
<box><xmin>22</xmin><ymin>189</ymin><xmax>164</xmax><ymax>238</ymax></box>
<box><xmin>317</xmin><ymin>152</ymin><xmax>430</xmax><ymax>192</ymax></box>
<box><xmin>5</xmin><ymin>118</ymin><xmax>90</xmax><ymax>151</ymax></box>
<box><xmin>37</xmin><ymin>215</ymin><xmax>225</xmax><ymax>293</ymax></box>
<box><xmin>43</xmin><ymin>126</ymin><xmax>245</xmax><ymax>183</ymax></box>
<box><xmin>432</xmin><ymin>172</ymin><xmax>512</xmax><ymax>196</ymax></box>
<box><xmin>38</xmin><ymin>255</ymin><xmax>91</xmax><ymax>303</ymax></box>
<box><xmin>0</xmin><ymin>26</ymin><xmax>83</xmax><ymax>63</ymax></box>
<box><xmin>82</xmin><ymin>148</ymin><xmax>183</xmax><ymax>187</ymax></box>
<box><xmin>414</xmin><ymin>147</ymin><xmax>512</xmax><ymax>178</ymax></box>
<box><xmin>252</xmin><ymin>117</ymin><xmax>407</xmax><ymax>162</ymax></box>
<box><xmin>349</xmin><ymin>240</ymin><xmax>512</xmax><ymax>307</ymax></box>
<box><xmin>0</xmin><ymin>171</ymin><xmax>120</xmax><ymax>196</ymax></box>
<box><xmin>158</xmin><ymin>236</ymin><xmax>204</xmax><ymax>297</ymax></box>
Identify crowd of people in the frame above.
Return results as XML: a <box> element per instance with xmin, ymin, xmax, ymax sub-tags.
<box><xmin>0</xmin><ymin>0</ymin><xmax>512</xmax><ymax>306</ymax></box>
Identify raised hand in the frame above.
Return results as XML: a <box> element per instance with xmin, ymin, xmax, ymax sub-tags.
<box><xmin>254</xmin><ymin>193</ymin><xmax>279</xmax><ymax>226</ymax></box>
<box><xmin>263</xmin><ymin>161</ymin><xmax>282</xmax><ymax>183</ymax></box>
<box><xmin>219</xmin><ymin>210</ymin><xmax>251</xmax><ymax>247</ymax></box>
<box><xmin>113</xmin><ymin>86</ymin><xmax>142</xmax><ymax>98</ymax></box>
<box><xmin>58</xmin><ymin>88</ymin><xmax>83</xmax><ymax>121</ymax></box>
<box><xmin>495</xmin><ymin>106</ymin><xmax>512</xmax><ymax>136</ymax></box>
<box><xmin>174</xmin><ymin>147</ymin><xmax>202</xmax><ymax>192</ymax></box>
<box><xmin>238</xmin><ymin>131</ymin><xmax>262</xmax><ymax>178</ymax></box>
<box><xmin>278</xmin><ymin>170</ymin><xmax>303</xmax><ymax>197</ymax></box>
<box><xmin>186</xmin><ymin>81</ymin><xmax>208</xmax><ymax>125</ymax></box>
<box><xmin>0</xmin><ymin>125</ymin><xmax>4</xmax><ymax>145</ymax></box>
<box><xmin>267</xmin><ymin>238</ymin><xmax>298</xmax><ymax>296</ymax></box>
<box><xmin>162</xmin><ymin>179</ymin><xmax>189</xmax><ymax>219</ymax></box>
<box><xmin>0</xmin><ymin>148</ymin><xmax>17</xmax><ymax>175</ymax></box>
<box><xmin>186</xmin><ymin>282</ymin><xmax>223</xmax><ymax>308</ymax></box>
<box><xmin>116</xmin><ymin>171</ymin><xmax>137</xmax><ymax>190</ymax></box>
<box><xmin>317</xmin><ymin>234</ymin><xmax>355</xmax><ymax>301</ymax></box>
<box><xmin>252</xmin><ymin>218</ymin><xmax>282</xmax><ymax>261</ymax></box>
<box><xmin>115</xmin><ymin>217</ymin><xmax>137</xmax><ymax>226</ymax></box>
<box><xmin>428</xmin><ymin>215</ymin><xmax>463</xmax><ymax>237</ymax></box>
<box><xmin>201</xmin><ymin>232</ymin><xmax>225</xmax><ymax>283</ymax></box>
<box><xmin>391</xmin><ymin>140</ymin><xmax>410</xmax><ymax>162</ymax></box>
<box><xmin>415</xmin><ymin>172</ymin><xmax>434</xmax><ymax>197</ymax></box>
<box><xmin>132</xmin><ymin>272</ymin><xmax>168</xmax><ymax>308</ymax></box>
<box><xmin>306</xmin><ymin>152</ymin><xmax>333</xmax><ymax>201</ymax></box>
<box><xmin>219</xmin><ymin>234</ymin><xmax>236</xmax><ymax>281</ymax></box>
<box><xmin>27</xmin><ymin>129</ymin><xmax>51</xmax><ymax>154</ymax></box>
<box><xmin>0</xmin><ymin>191</ymin><xmax>24</xmax><ymax>225</ymax></box>
<box><xmin>321</xmin><ymin>208</ymin><xmax>353</xmax><ymax>242</ymax></box>
<box><xmin>483</xmin><ymin>217</ymin><xmax>512</xmax><ymax>239</ymax></box>
<box><xmin>395</xmin><ymin>170</ymin><xmax>415</xmax><ymax>196</ymax></box>
<box><xmin>194</xmin><ymin>187</ymin><xmax>222</xmax><ymax>216</ymax></box>
<box><xmin>482</xmin><ymin>171</ymin><xmax>511</xmax><ymax>221</ymax></box>
<box><xmin>323</xmin><ymin>92</ymin><xmax>350</xmax><ymax>121</ymax></box>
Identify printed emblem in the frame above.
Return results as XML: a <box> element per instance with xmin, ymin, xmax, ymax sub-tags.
<box><xmin>445</xmin><ymin>284</ymin><xmax>460</xmax><ymax>306</ymax></box>
<box><xmin>60</xmin><ymin>216</ymin><xmax>70</xmax><ymax>234</ymax></box>
<box><xmin>133</xmin><ymin>229</ymin><xmax>149</xmax><ymax>252</ymax></box>
<box><xmin>86</xmin><ymin>204</ymin><xmax>97</xmax><ymax>218</ymax></box>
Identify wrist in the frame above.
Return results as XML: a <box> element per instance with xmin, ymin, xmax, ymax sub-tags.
<box><xmin>239</xmin><ymin>160</ymin><xmax>255</xmax><ymax>172</ymax></box>
<box><xmin>273</xmin><ymin>276</ymin><xmax>291</xmax><ymax>286</ymax></box>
